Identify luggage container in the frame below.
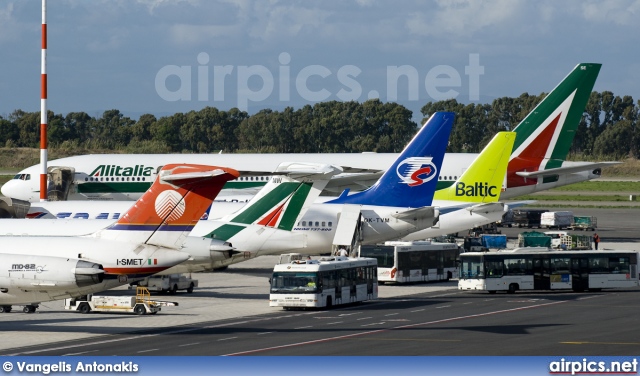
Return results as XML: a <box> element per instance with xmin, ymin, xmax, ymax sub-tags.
<box><xmin>518</xmin><ymin>231</ymin><xmax>552</xmax><ymax>248</ymax></box>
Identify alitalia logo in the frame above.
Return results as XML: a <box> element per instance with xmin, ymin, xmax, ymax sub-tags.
<box><xmin>89</xmin><ymin>165</ymin><xmax>155</xmax><ymax>177</ymax></box>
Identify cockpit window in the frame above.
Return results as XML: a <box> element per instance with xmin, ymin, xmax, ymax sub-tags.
<box><xmin>12</xmin><ymin>174</ymin><xmax>30</xmax><ymax>181</ymax></box>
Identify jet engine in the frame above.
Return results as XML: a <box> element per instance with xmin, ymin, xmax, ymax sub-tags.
<box><xmin>0</xmin><ymin>254</ymin><xmax>104</xmax><ymax>291</ymax></box>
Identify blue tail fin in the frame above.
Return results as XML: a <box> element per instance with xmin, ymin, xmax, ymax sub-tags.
<box><xmin>326</xmin><ymin>112</ymin><xmax>454</xmax><ymax>208</ymax></box>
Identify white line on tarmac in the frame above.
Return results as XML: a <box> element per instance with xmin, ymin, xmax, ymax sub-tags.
<box><xmin>224</xmin><ymin>299</ymin><xmax>572</xmax><ymax>356</ymax></box>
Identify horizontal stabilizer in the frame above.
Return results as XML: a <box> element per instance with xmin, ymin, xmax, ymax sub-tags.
<box><xmin>465</xmin><ymin>202</ymin><xmax>506</xmax><ymax>215</ymax></box>
<box><xmin>160</xmin><ymin>169</ymin><xmax>229</xmax><ymax>184</ymax></box>
<box><xmin>515</xmin><ymin>161</ymin><xmax>621</xmax><ymax>178</ymax></box>
<box><xmin>273</xmin><ymin>162</ymin><xmax>343</xmax><ymax>178</ymax></box>
<box><xmin>391</xmin><ymin>206</ymin><xmax>439</xmax><ymax>226</ymax></box>
<box><xmin>504</xmin><ymin>200</ymin><xmax>537</xmax><ymax>209</ymax></box>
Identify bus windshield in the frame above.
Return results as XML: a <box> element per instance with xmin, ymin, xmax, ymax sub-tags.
<box><xmin>461</xmin><ymin>255</ymin><xmax>484</xmax><ymax>279</ymax></box>
<box><xmin>360</xmin><ymin>246</ymin><xmax>394</xmax><ymax>268</ymax></box>
<box><xmin>270</xmin><ymin>272</ymin><xmax>319</xmax><ymax>293</ymax></box>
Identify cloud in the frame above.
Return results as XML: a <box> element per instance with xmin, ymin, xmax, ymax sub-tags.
<box><xmin>406</xmin><ymin>0</ymin><xmax>522</xmax><ymax>37</ymax></box>
<box><xmin>580</xmin><ymin>0</ymin><xmax>640</xmax><ymax>26</ymax></box>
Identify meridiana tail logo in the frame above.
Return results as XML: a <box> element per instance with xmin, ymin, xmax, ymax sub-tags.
<box><xmin>396</xmin><ymin>157</ymin><xmax>437</xmax><ymax>186</ymax></box>
<box><xmin>155</xmin><ymin>190</ymin><xmax>186</xmax><ymax>222</ymax></box>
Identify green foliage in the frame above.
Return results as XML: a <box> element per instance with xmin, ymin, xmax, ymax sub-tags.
<box><xmin>0</xmin><ymin>92</ymin><xmax>637</xmax><ymax>158</ymax></box>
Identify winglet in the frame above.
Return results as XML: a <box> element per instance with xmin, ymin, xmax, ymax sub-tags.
<box><xmin>94</xmin><ymin>164</ymin><xmax>239</xmax><ymax>249</ymax></box>
<box><xmin>434</xmin><ymin>132</ymin><xmax>516</xmax><ymax>203</ymax></box>
<box><xmin>326</xmin><ymin>112</ymin><xmax>454</xmax><ymax>208</ymax></box>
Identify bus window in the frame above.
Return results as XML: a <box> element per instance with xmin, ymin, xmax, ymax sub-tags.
<box><xmin>551</xmin><ymin>257</ymin><xmax>570</xmax><ymax>273</ymax></box>
<box><xmin>485</xmin><ymin>260</ymin><xmax>503</xmax><ymax>277</ymax></box>
<box><xmin>609</xmin><ymin>257</ymin><xmax>630</xmax><ymax>274</ymax></box>
<box><xmin>589</xmin><ymin>257</ymin><xmax>609</xmax><ymax>273</ymax></box>
<box><xmin>504</xmin><ymin>258</ymin><xmax>530</xmax><ymax>275</ymax></box>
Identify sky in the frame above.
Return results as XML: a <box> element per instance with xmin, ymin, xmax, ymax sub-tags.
<box><xmin>1</xmin><ymin>0</ymin><xmax>639</xmax><ymax>123</ymax></box>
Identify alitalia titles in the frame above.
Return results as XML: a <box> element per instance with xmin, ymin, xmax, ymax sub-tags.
<box><xmin>89</xmin><ymin>165</ymin><xmax>155</xmax><ymax>177</ymax></box>
<box><xmin>455</xmin><ymin>182</ymin><xmax>498</xmax><ymax>197</ymax></box>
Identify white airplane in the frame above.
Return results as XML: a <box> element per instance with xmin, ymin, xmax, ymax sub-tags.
<box><xmin>0</xmin><ymin>163</ymin><xmax>239</xmax><ymax>313</ymax></box>
<box><xmin>1</xmin><ymin>63</ymin><xmax>616</xmax><ymax>208</ymax></box>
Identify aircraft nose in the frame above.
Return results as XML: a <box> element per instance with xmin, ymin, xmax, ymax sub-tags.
<box><xmin>1</xmin><ymin>179</ymin><xmax>23</xmax><ymax>199</ymax></box>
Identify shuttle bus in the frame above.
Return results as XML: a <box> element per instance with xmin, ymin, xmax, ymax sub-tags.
<box><xmin>269</xmin><ymin>257</ymin><xmax>377</xmax><ymax>309</ymax></box>
<box><xmin>459</xmin><ymin>248</ymin><xmax>638</xmax><ymax>293</ymax></box>
<box><xmin>359</xmin><ymin>241</ymin><xmax>459</xmax><ymax>284</ymax></box>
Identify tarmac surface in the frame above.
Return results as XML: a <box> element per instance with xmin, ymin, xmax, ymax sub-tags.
<box><xmin>0</xmin><ymin>206</ymin><xmax>638</xmax><ymax>355</ymax></box>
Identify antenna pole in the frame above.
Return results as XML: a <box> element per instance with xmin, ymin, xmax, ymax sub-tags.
<box><xmin>40</xmin><ymin>0</ymin><xmax>48</xmax><ymax>201</ymax></box>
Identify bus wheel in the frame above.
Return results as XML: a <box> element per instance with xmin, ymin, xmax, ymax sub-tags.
<box><xmin>507</xmin><ymin>284</ymin><xmax>518</xmax><ymax>294</ymax></box>
<box><xmin>326</xmin><ymin>296</ymin><xmax>332</xmax><ymax>309</ymax></box>
<box><xmin>79</xmin><ymin>303</ymin><xmax>91</xmax><ymax>314</ymax></box>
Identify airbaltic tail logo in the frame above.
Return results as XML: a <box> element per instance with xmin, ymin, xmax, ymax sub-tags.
<box><xmin>455</xmin><ymin>182</ymin><xmax>499</xmax><ymax>197</ymax></box>
<box><xmin>396</xmin><ymin>157</ymin><xmax>437</xmax><ymax>187</ymax></box>
<box><xmin>89</xmin><ymin>165</ymin><xmax>155</xmax><ymax>177</ymax></box>
<box><xmin>155</xmin><ymin>190</ymin><xmax>185</xmax><ymax>221</ymax></box>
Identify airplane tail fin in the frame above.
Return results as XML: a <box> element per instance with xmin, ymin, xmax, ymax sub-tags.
<box><xmin>94</xmin><ymin>164</ymin><xmax>239</xmax><ymax>249</ymax></box>
<box><xmin>207</xmin><ymin>162</ymin><xmax>342</xmax><ymax>241</ymax></box>
<box><xmin>434</xmin><ymin>132</ymin><xmax>515</xmax><ymax>203</ymax></box>
<box><xmin>326</xmin><ymin>112</ymin><xmax>454</xmax><ymax>208</ymax></box>
<box><xmin>508</xmin><ymin>63</ymin><xmax>601</xmax><ymax>187</ymax></box>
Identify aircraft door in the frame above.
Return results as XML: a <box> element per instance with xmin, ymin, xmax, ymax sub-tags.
<box><xmin>47</xmin><ymin>167</ymin><xmax>75</xmax><ymax>201</ymax></box>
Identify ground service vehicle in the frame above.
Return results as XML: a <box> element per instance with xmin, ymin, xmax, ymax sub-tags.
<box><xmin>545</xmin><ymin>231</ymin><xmax>591</xmax><ymax>250</ymax></box>
<box><xmin>570</xmin><ymin>216</ymin><xmax>598</xmax><ymax>231</ymax></box>
<box><xmin>459</xmin><ymin>248</ymin><xmax>638</xmax><ymax>293</ymax></box>
<box><xmin>135</xmin><ymin>274</ymin><xmax>198</xmax><ymax>294</ymax></box>
<box><xmin>540</xmin><ymin>211</ymin><xmax>574</xmax><ymax>229</ymax></box>
<box><xmin>359</xmin><ymin>241</ymin><xmax>459</xmax><ymax>283</ymax></box>
<box><xmin>64</xmin><ymin>287</ymin><xmax>178</xmax><ymax>315</ymax></box>
<box><xmin>513</xmin><ymin>209</ymin><xmax>549</xmax><ymax>228</ymax></box>
<box><xmin>269</xmin><ymin>257</ymin><xmax>377</xmax><ymax>309</ymax></box>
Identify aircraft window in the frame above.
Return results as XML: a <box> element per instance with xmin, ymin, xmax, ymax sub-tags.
<box><xmin>25</xmin><ymin>174</ymin><xmax>31</xmax><ymax>180</ymax></box>
<box><xmin>322</xmin><ymin>221</ymin><xmax>326</xmax><ymax>227</ymax></box>
<box><xmin>100</xmin><ymin>177</ymin><xmax>103</xmax><ymax>181</ymax></box>
<box><xmin>116</xmin><ymin>177</ymin><xmax>119</xmax><ymax>181</ymax></box>
<box><xmin>142</xmin><ymin>178</ymin><xmax>146</xmax><ymax>181</ymax></box>
<box><xmin>302</xmin><ymin>221</ymin><xmax>306</xmax><ymax>226</ymax></box>
<box><xmin>315</xmin><ymin>221</ymin><xmax>319</xmax><ymax>227</ymax></box>
<box><xmin>85</xmin><ymin>178</ymin><xmax>88</xmax><ymax>181</ymax></box>
<box><xmin>438</xmin><ymin>176</ymin><xmax>441</xmax><ymax>180</ymax></box>
<box><xmin>13</xmin><ymin>174</ymin><xmax>21</xmax><ymax>180</ymax></box>
<box><xmin>328</xmin><ymin>221</ymin><xmax>333</xmax><ymax>227</ymax></box>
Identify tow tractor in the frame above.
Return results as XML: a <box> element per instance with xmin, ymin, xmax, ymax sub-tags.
<box><xmin>64</xmin><ymin>287</ymin><xmax>178</xmax><ymax>315</ymax></box>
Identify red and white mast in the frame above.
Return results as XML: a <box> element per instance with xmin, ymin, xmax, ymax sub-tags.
<box><xmin>40</xmin><ymin>0</ymin><xmax>48</xmax><ymax>201</ymax></box>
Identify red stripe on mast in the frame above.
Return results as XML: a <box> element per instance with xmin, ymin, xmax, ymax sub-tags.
<box><xmin>40</xmin><ymin>0</ymin><xmax>48</xmax><ymax>201</ymax></box>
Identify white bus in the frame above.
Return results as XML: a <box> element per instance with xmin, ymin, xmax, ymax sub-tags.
<box><xmin>359</xmin><ymin>241</ymin><xmax>459</xmax><ymax>284</ymax></box>
<box><xmin>269</xmin><ymin>256</ymin><xmax>377</xmax><ymax>309</ymax></box>
<box><xmin>459</xmin><ymin>248</ymin><xmax>639</xmax><ymax>293</ymax></box>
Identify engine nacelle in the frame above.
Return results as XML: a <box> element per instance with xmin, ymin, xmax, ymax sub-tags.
<box><xmin>0</xmin><ymin>254</ymin><xmax>104</xmax><ymax>291</ymax></box>
<box><xmin>181</xmin><ymin>237</ymin><xmax>237</xmax><ymax>262</ymax></box>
